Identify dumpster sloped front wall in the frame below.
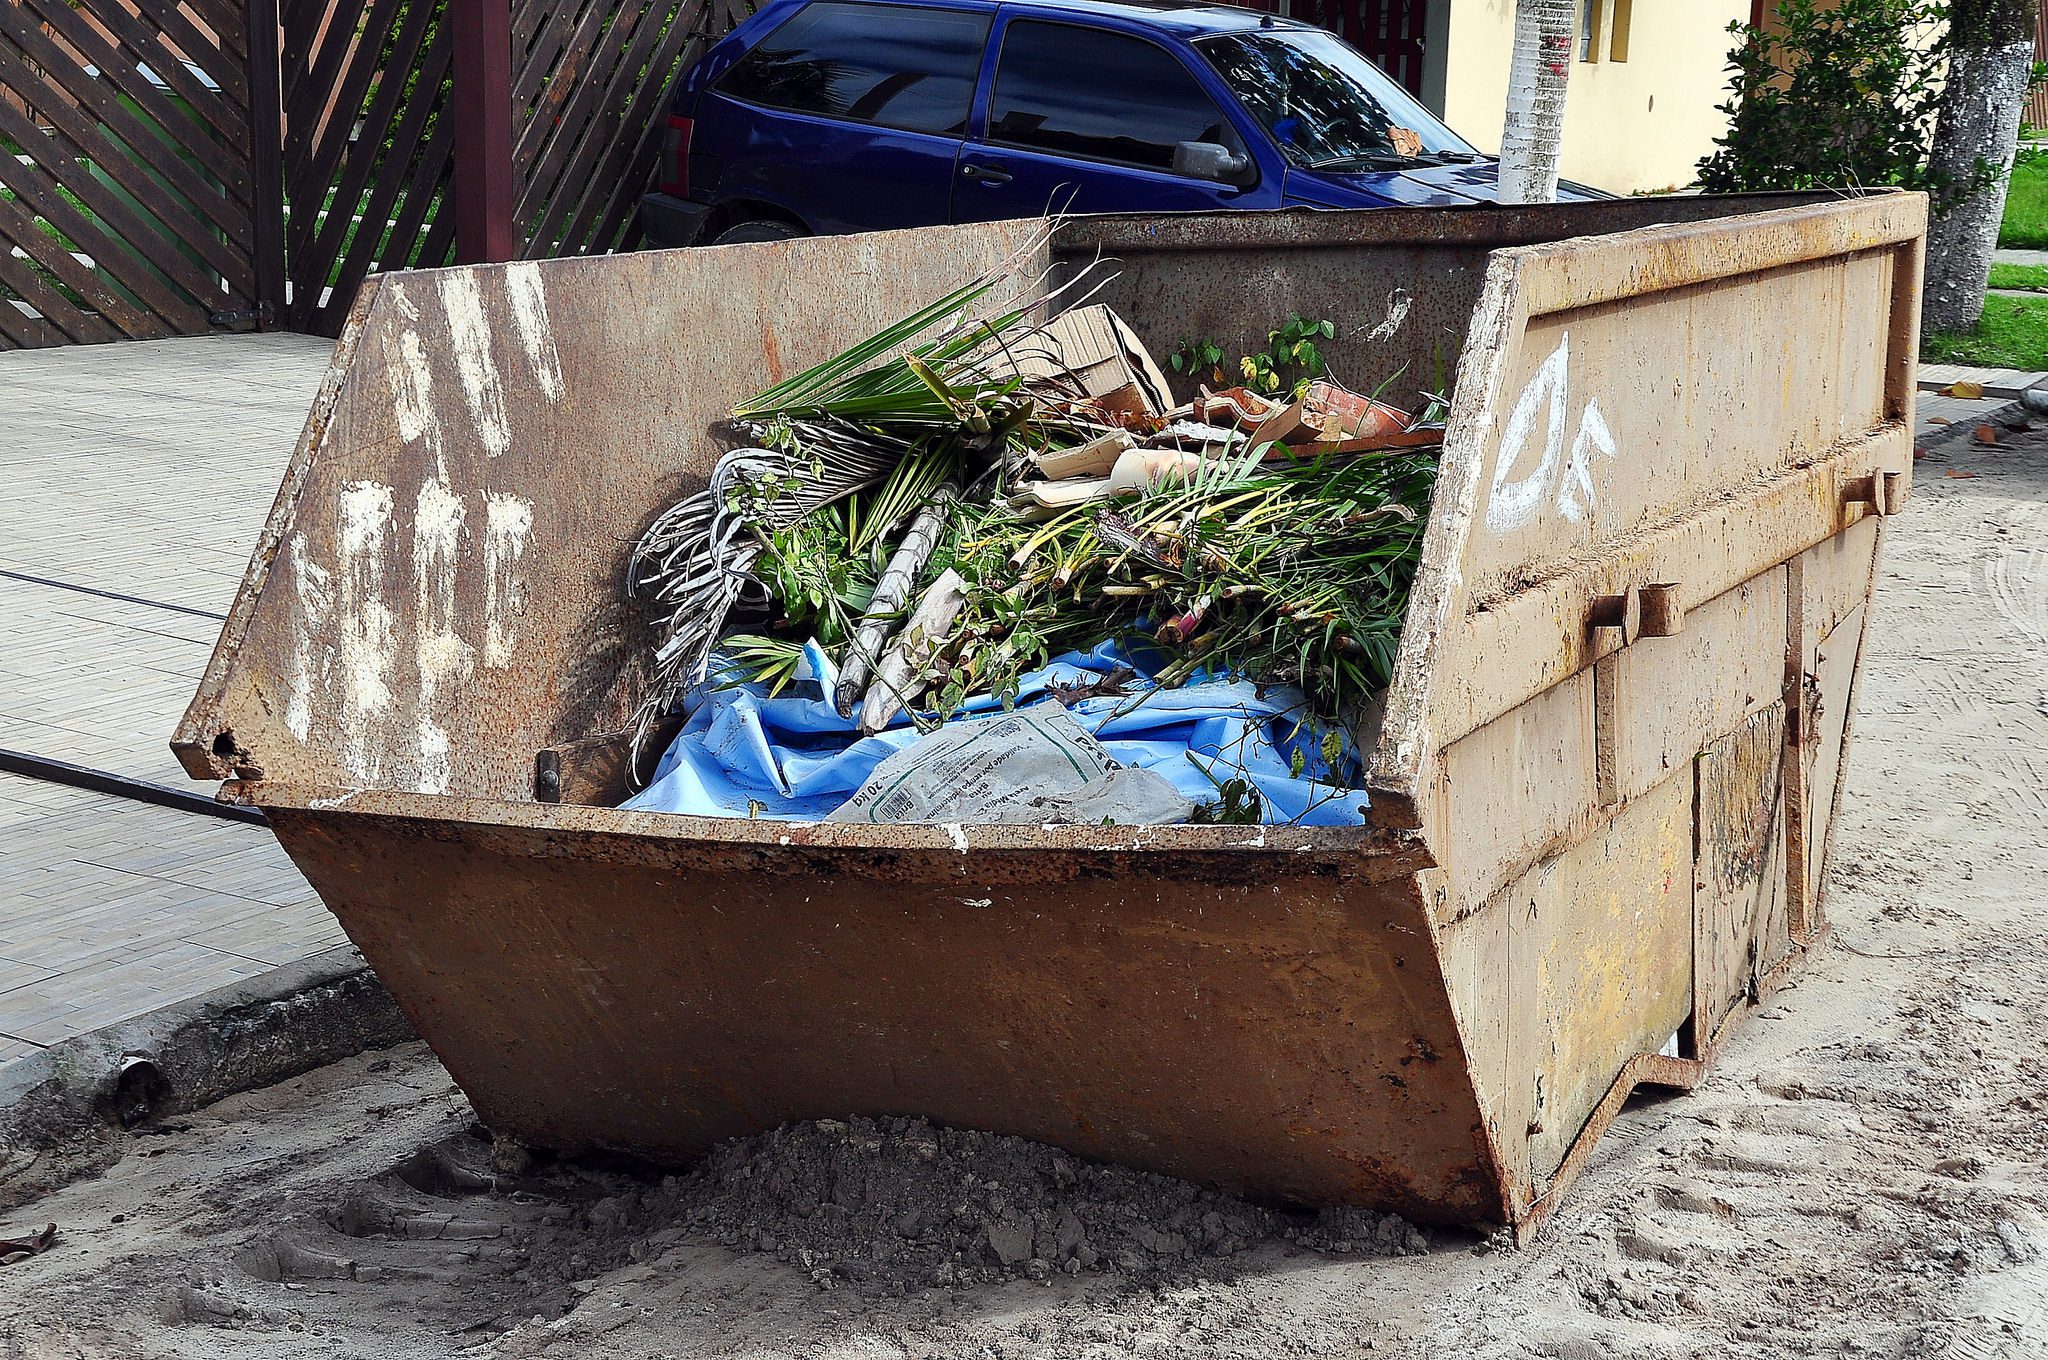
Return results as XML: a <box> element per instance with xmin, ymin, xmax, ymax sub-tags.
<box><xmin>257</xmin><ymin>793</ymin><xmax>1509</xmax><ymax>1223</ymax></box>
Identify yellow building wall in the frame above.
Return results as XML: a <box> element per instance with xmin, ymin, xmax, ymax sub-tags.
<box><xmin>1437</xmin><ymin>0</ymin><xmax>1752</xmax><ymax>194</ymax></box>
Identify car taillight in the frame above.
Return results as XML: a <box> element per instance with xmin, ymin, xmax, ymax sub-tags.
<box><xmin>658</xmin><ymin>115</ymin><xmax>693</xmax><ymax>197</ymax></box>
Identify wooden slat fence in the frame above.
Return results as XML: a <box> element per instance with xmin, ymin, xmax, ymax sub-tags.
<box><xmin>280</xmin><ymin>0</ymin><xmax>725</xmax><ymax>335</ymax></box>
<box><xmin>279</xmin><ymin>0</ymin><xmax>459</xmax><ymax>335</ymax></box>
<box><xmin>3</xmin><ymin>0</ymin><xmax>729</xmax><ymax>346</ymax></box>
<box><xmin>513</xmin><ymin>0</ymin><xmax>716</xmax><ymax>260</ymax></box>
<box><xmin>0</xmin><ymin>0</ymin><xmax>265</xmax><ymax>347</ymax></box>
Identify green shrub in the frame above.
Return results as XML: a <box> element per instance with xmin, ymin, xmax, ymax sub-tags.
<box><xmin>1697</xmin><ymin>0</ymin><xmax>1947</xmax><ymax>195</ymax></box>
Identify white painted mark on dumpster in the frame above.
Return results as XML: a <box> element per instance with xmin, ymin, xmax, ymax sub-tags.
<box><xmin>390</xmin><ymin>329</ymin><xmax>438</xmax><ymax>445</ymax></box>
<box><xmin>337</xmin><ymin>480</ymin><xmax>397</xmax><ymax>782</ymax></box>
<box><xmin>439</xmin><ymin>272</ymin><xmax>510</xmax><ymax>459</ymax></box>
<box><xmin>284</xmin><ymin>535</ymin><xmax>333</xmax><ymax>744</ymax></box>
<box><xmin>384</xmin><ymin>282</ymin><xmax>441</xmax><ymax>466</ymax></box>
<box><xmin>412</xmin><ymin>479</ymin><xmax>475</xmax><ymax>795</ymax></box>
<box><xmin>1366</xmin><ymin>288</ymin><xmax>1412</xmax><ymax>343</ymax></box>
<box><xmin>505</xmin><ymin>262</ymin><xmax>564</xmax><ymax>403</ymax></box>
<box><xmin>483</xmin><ymin>493</ymin><xmax>533</xmax><ymax>668</ymax></box>
<box><xmin>1487</xmin><ymin>332</ymin><xmax>1617</xmax><ymax>532</ymax></box>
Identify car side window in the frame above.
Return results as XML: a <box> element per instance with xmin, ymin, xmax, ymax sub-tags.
<box><xmin>989</xmin><ymin>20</ymin><xmax>1243</xmax><ymax>172</ymax></box>
<box><xmin>717</xmin><ymin>2</ymin><xmax>991</xmax><ymax>136</ymax></box>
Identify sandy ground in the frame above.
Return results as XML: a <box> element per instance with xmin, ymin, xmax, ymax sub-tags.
<box><xmin>0</xmin><ymin>419</ymin><xmax>2044</xmax><ymax>1359</ymax></box>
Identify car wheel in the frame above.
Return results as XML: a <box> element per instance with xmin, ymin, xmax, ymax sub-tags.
<box><xmin>712</xmin><ymin>219</ymin><xmax>804</xmax><ymax>245</ymax></box>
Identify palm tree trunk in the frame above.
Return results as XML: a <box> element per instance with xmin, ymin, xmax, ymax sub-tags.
<box><xmin>1499</xmin><ymin>0</ymin><xmax>1576</xmax><ymax>203</ymax></box>
<box><xmin>1921</xmin><ymin>3</ymin><xmax>2038</xmax><ymax>335</ymax></box>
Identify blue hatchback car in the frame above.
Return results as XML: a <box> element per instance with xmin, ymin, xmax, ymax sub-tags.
<box><xmin>642</xmin><ymin>0</ymin><xmax>1599</xmax><ymax>247</ymax></box>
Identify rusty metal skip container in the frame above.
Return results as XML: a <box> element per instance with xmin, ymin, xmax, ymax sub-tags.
<box><xmin>175</xmin><ymin>192</ymin><xmax>1923</xmax><ymax>1233</ymax></box>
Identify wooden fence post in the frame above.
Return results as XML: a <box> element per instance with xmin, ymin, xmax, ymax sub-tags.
<box><xmin>451</xmin><ymin>0</ymin><xmax>517</xmax><ymax>263</ymax></box>
<box><xmin>243</xmin><ymin>0</ymin><xmax>287</xmax><ymax>326</ymax></box>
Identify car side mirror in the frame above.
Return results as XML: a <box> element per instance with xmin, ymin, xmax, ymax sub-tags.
<box><xmin>1173</xmin><ymin>140</ymin><xmax>1256</xmax><ymax>188</ymax></box>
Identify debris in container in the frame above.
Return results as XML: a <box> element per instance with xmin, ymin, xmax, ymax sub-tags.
<box><xmin>857</xmin><ymin>567</ymin><xmax>967</xmax><ymax>733</ymax></box>
<box><xmin>828</xmin><ymin>701</ymin><xmax>1192</xmax><ymax>826</ymax></box>
<box><xmin>623</xmin><ymin>250</ymin><xmax>1441</xmax><ymax>825</ymax></box>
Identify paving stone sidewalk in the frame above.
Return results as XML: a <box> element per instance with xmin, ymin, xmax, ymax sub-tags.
<box><xmin>0</xmin><ymin>334</ymin><xmax>346</xmax><ymax>1062</ymax></box>
<box><xmin>1915</xmin><ymin>360</ymin><xmax>2043</xmax><ymax>443</ymax></box>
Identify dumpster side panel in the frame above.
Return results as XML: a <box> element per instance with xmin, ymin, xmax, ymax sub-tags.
<box><xmin>1785</xmin><ymin>518</ymin><xmax>1881</xmax><ymax>927</ymax></box>
<box><xmin>1434</xmin><ymin>880</ymin><xmax>1509</xmax><ymax>1179</ymax></box>
<box><xmin>1479</xmin><ymin>772</ymin><xmax>1695</xmax><ymax>1198</ymax></box>
<box><xmin>1436</xmin><ymin>672</ymin><xmax>1597</xmax><ymax>926</ymax></box>
<box><xmin>261</xmin><ymin>799</ymin><xmax>1512</xmax><ymax>1226</ymax></box>
<box><xmin>1370</xmin><ymin>193</ymin><xmax>1924</xmax><ymax>1219</ymax></box>
<box><xmin>174</xmin><ymin>221</ymin><xmax>1053</xmax><ymax>795</ymax></box>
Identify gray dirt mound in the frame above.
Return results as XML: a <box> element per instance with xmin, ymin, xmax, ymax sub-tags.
<box><xmin>592</xmin><ymin>1115</ymin><xmax>1425</xmax><ymax>1295</ymax></box>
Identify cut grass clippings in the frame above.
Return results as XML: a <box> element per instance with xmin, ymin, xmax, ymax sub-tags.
<box><xmin>2000</xmin><ymin>150</ymin><xmax>2048</xmax><ymax>250</ymax></box>
<box><xmin>1921</xmin><ymin>292</ymin><xmax>2048</xmax><ymax>370</ymax></box>
<box><xmin>1988</xmin><ymin>262</ymin><xmax>2048</xmax><ymax>292</ymax></box>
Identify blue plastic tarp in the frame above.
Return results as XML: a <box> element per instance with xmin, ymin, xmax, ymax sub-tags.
<box><xmin>622</xmin><ymin>639</ymin><xmax>1373</xmax><ymax>826</ymax></box>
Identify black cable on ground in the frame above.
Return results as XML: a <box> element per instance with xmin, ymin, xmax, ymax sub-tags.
<box><xmin>0</xmin><ymin>749</ymin><xmax>264</xmax><ymax>825</ymax></box>
<box><xmin>0</xmin><ymin>568</ymin><xmax>228</xmax><ymax>623</ymax></box>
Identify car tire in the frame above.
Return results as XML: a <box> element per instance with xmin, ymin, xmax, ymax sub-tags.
<box><xmin>711</xmin><ymin>219</ymin><xmax>805</xmax><ymax>245</ymax></box>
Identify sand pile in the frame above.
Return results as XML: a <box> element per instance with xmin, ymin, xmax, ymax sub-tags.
<box><xmin>588</xmin><ymin>1115</ymin><xmax>1424</xmax><ymax>1294</ymax></box>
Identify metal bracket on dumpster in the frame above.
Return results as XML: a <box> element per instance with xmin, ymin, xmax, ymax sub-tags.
<box><xmin>1842</xmin><ymin>468</ymin><xmax>1906</xmax><ymax>519</ymax></box>
<box><xmin>1590</xmin><ymin>583</ymin><xmax>1683</xmax><ymax>808</ymax></box>
<box><xmin>1589</xmin><ymin>582</ymin><xmax>1685</xmax><ymax>648</ymax></box>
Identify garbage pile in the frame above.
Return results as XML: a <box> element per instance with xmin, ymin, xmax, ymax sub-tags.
<box><xmin>622</xmin><ymin>257</ymin><xmax>1440</xmax><ymax>827</ymax></box>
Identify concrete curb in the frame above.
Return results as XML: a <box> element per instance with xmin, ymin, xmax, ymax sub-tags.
<box><xmin>0</xmin><ymin>944</ymin><xmax>414</xmax><ymax>1156</ymax></box>
<box><xmin>1916</xmin><ymin>373</ymin><xmax>2048</xmax><ymax>400</ymax></box>
<box><xmin>1919</xmin><ymin>399</ymin><xmax>2026</xmax><ymax>456</ymax></box>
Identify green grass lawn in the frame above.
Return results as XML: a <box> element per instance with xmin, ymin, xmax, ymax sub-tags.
<box><xmin>2002</xmin><ymin>150</ymin><xmax>2048</xmax><ymax>249</ymax></box>
<box><xmin>1922</xmin><ymin>292</ymin><xmax>2048</xmax><ymax>369</ymax></box>
<box><xmin>1989</xmin><ymin>261</ymin><xmax>2048</xmax><ymax>291</ymax></box>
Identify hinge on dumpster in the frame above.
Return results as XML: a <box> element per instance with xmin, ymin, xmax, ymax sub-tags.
<box><xmin>209</xmin><ymin>302</ymin><xmax>276</xmax><ymax>332</ymax></box>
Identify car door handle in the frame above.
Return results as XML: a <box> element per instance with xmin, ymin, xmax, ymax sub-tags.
<box><xmin>960</xmin><ymin>163</ymin><xmax>1012</xmax><ymax>186</ymax></box>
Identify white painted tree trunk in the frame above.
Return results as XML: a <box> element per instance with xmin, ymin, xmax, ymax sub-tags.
<box><xmin>1921</xmin><ymin>36</ymin><xmax>2036</xmax><ymax>334</ymax></box>
<box><xmin>1498</xmin><ymin>0</ymin><xmax>1576</xmax><ymax>204</ymax></box>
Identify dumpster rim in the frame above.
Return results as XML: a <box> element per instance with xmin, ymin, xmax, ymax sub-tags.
<box><xmin>231</xmin><ymin>779</ymin><xmax>1436</xmax><ymax>875</ymax></box>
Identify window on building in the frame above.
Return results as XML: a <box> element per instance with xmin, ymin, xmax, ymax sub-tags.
<box><xmin>1609</xmin><ymin>0</ymin><xmax>1633</xmax><ymax>62</ymax></box>
<box><xmin>717</xmin><ymin>2</ymin><xmax>991</xmax><ymax>137</ymax></box>
<box><xmin>1578</xmin><ymin>0</ymin><xmax>1602</xmax><ymax>62</ymax></box>
<box><xmin>990</xmin><ymin>21</ymin><xmax>1240</xmax><ymax>171</ymax></box>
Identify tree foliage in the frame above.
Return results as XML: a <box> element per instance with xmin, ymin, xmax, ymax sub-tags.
<box><xmin>1696</xmin><ymin>0</ymin><xmax>1950</xmax><ymax>196</ymax></box>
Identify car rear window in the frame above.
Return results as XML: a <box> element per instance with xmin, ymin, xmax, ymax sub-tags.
<box><xmin>989</xmin><ymin>20</ymin><xmax>1241</xmax><ymax>171</ymax></box>
<box><xmin>718</xmin><ymin>1</ymin><xmax>991</xmax><ymax>136</ymax></box>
